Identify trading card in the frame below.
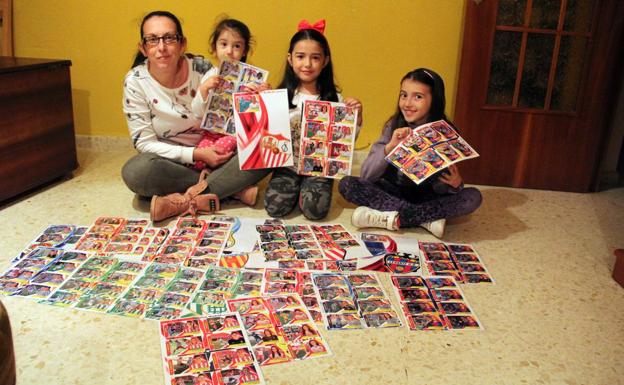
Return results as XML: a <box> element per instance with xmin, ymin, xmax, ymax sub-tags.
<box><xmin>327</xmin><ymin>313</ymin><xmax>362</xmax><ymax>329</ymax></box>
<box><xmin>459</xmin><ymin>263</ymin><xmax>486</xmax><ymax>273</ymax></box>
<box><xmin>392</xmin><ymin>276</ymin><xmax>426</xmax><ymax>289</ymax></box>
<box><xmin>358</xmin><ymin>298</ymin><xmax>394</xmax><ymax>313</ymax></box>
<box><xmin>167</xmin><ymin>280</ymin><xmax>198</xmax><ymax>295</ymax></box>
<box><xmin>407</xmin><ymin>313</ymin><xmax>446</xmax><ymax>330</ymax></box>
<box><xmin>424</xmin><ymin>251</ymin><xmax>452</xmax><ymax>261</ymax></box>
<box><xmin>277</xmin><ymin>260</ymin><xmax>306</xmax><ymax>269</ymax></box>
<box><xmin>264</xmin><ymin>250</ymin><xmax>296</xmax><ymax>262</ymax></box>
<box><xmin>102</xmin><ymin>271</ymin><xmax>136</xmax><ymax>285</ymax></box>
<box><xmin>88</xmin><ymin>282</ymin><xmax>126</xmax><ymax>298</ymax></box>
<box><xmin>0</xmin><ymin>280</ymin><xmax>22</xmax><ymax>295</ymax></box>
<box><xmin>73</xmin><ymin>267</ymin><xmax>106</xmax><ymax>281</ymax></box>
<box><xmin>322</xmin><ymin>300</ymin><xmax>357</xmax><ymax>313</ymax></box>
<box><xmin>282</xmin><ymin>323</ymin><xmax>319</xmax><ymax>342</ymax></box>
<box><xmin>363</xmin><ymin>311</ymin><xmax>402</xmax><ymax>328</ymax></box>
<box><xmin>464</xmin><ymin>273</ymin><xmax>493</xmax><ymax>283</ymax></box>
<box><xmin>241</xmin><ymin>313</ymin><xmax>273</xmax><ymax>331</ymax></box>
<box><xmin>347</xmin><ymin>274</ymin><xmax>378</xmax><ymax>287</ymax></box>
<box><xmin>124</xmin><ymin>287</ymin><xmax>161</xmax><ymax>303</ymax></box>
<box><xmin>41</xmin><ymin>290</ymin><xmax>81</xmax><ymax>307</ymax></box>
<box><xmin>304</xmin><ymin>101</ymin><xmax>331</xmax><ymax>122</ymax></box>
<box><xmin>453</xmin><ymin>253</ymin><xmax>480</xmax><ymax>263</ymax></box>
<box><xmin>439</xmin><ymin>302</ymin><xmax>472</xmax><ymax>314</ymax></box>
<box><xmin>288</xmin><ymin>232</ymin><xmax>315</xmax><ymax>242</ymax></box>
<box><xmin>330</xmin><ymin>124</ymin><xmax>353</xmax><ymax>142</ymax></box>
<box><xmin>158</xmin><ymin>292</ymin><xmax>191</xmax><ymax>308</ymax></box>
<box><xmin>431</xmin><ymin>289</ymin><xmax>464</xmax><ymax>302</ymax></box>
<box><xmin>74</xmin><ymin>295</ymin><xmax>115</xmax><ymax>312</ymax></box>
<box><xmin>312</xmin><ymin>274</ymin><xmax>346</xmax><ymax>288</ymax></box>
<box><xmin>399</xmin><ymin>288</ymin><xmax>431</xmax><ymax>301</ymax></box>
<box><xmin>319</xmin><ymin>287</ymin><xmax>351</xmax><ymax>301</ymax></box>
<box><xmin>253</xmin><ymin>343</ymin><xmax>292</xmax><ymax>365</ymax></box>
<box><xmin>59</xmin><ymin>278</ymin><xmax>93</xmax><ymax>293</ymax></box>
<box><xmin>403</xmin><ymin>300</ymin><xmax>438</xmax><ymax>314</ymax></box>
<box><xmin>108</xmin><ymin>299</ymin><xmax>147</xmax><ymax>317</ymax></box>
<box><xmin>295</xmin><ymin>249</ymin><xmax>323</xmax><ymax>260</ymax></box>
<box><xmin>426</xmin><ymin>277</ymin><xmax>457</xmax><ymax>289</ymax></box>
<box><xmin>146</xmin><ymin>264</ymin><xmax>180</xmax><ymax>278</ymax></box>
<box><xmin>353</xmin><ymin>286</ymin><xmax>385</xmax><ymax>300</ymax></box>
<box><xmin>433</xmin><ymin>142</ymin><xmax>461</xmax><ymax>161</ymax></box>
<box><xmin>446</xmin><ymin>315</ymin><xmax>480</xmax><ymax>329</ymax></box>
<box><xmin>31</xmin><ymin>272</ymin><xmax>65</xmax><ymax>286</ymax></box>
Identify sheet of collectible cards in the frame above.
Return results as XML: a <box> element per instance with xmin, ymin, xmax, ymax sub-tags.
<box><xmin>228</xmin><ymin>295</ymin><xmax>331</xmax><ymax>365</ymax></box>
<box><xmin>1</xmin><ymin>247</ymin><xmax>90</xmax><ymax>297</ymax></box>
<box><xmin>385</xmin><ymin>120</ymin><xmax>479</xmax><ymax>185</ymax></box>
<box><xmin>418</xmin><ymin>241</ymin><xmax>494</xmax><ymax>284</ymax></box>
<box><xmin>391</xmin><ymin>275</ymin><xmax>482</xmax><ymax>331</ymax></box>
<box><xmin>312</xmin><ymin>272</ymin><xmax>402</xmax><ymax>330</ymax></box>
<box><xmin>13</xmin><ymin>224</ymin><xmax>88</xmax><ymax>262</ymax></box>
<box><xmin>201</xmin><ymin>60</ymin><xmax>269</xmax><ymax>135</ymax></box>
<box><xmin>233</xmin><ymin>89</ymin><xmax>293</xmax><ymax>170</ymax></box>
<box><xmin>71</xmin><ymin>217</ymin><xmax>169</xmax><ymax>261</ymax></box>
<box><xmin>297</xmin><ymin>100</ymin><xmax>358</xmax><ymax>179</ymax></box>
<box><xmin>159</xmin><ymin>314</ymin><xmax>264</xmax><ymax>385</ymax></box>
<box><xmin>152</xmin><ymin>217</ymin><xmax>232</xmax><ymax>269</ymax></box>
<box><xmin>254</xmin><ymin>223</ymin><xmax>367</xmax><ymax>269</ymax></box>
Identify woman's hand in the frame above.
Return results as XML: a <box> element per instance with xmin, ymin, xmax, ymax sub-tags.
<box><xmin>385</xmin><ymin>127</ymin><xmax>412</xmax><ymax>154</ymax></box>
<box><xmin>344</xmin><ymin>97</ymin><xmax>363</xmax><ymax>126</ymax></box>
<box><xmin>199</xmin><ymin>76</ymin><xmax>223</xmax><ymax>100</ymax></box>
<box><xmin>193</xmin><ymin>146</ymin><xmax>233</xmax><ymax>168</ymax></box>
<box><xmin>439</xmin><ymin>164</ymin><xmax>463</xmax><ymax>189</ymax></box>
<box><xmin>242</xmin><ymin>82</ymin><xmax>272</xmax><ymax>93</ymax></box>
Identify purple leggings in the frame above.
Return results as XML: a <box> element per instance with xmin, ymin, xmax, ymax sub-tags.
<box><xmin>338</xmin><ymin>176</ymin><xmax>482</xmax><ymax>228</ymax></box>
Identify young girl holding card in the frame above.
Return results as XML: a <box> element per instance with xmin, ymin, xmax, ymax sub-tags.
<box><xmin>339</xmin><ymin>68</ymin><xmax>481</xmax><ymax>238</ymax></box>
<box><xmin>191</xmin><ymin>18</ymin><xmax>271</xmax><ymax>205</ymax></box>
<box><xmin>264</xmin><ymin>19</ymin><xmax>363</xmax><ymax>220</ymax></box>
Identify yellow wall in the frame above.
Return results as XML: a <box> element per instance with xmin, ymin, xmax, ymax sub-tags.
<box><xmin>13</xmin><ymin>0</ymin><xmax>465</xmax><ymax>149</ymax></box>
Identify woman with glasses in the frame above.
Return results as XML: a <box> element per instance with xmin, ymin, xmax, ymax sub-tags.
<box><xmin>121</xmin><ymin>10</ymin><xmax>268</xmax><ymax>221</ymax></box>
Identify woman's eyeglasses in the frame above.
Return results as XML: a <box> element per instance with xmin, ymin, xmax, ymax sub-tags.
<box><xmin>142</xmin><ymin>34</ymin><xmax>181</xmax><ymax>47</ymax></box>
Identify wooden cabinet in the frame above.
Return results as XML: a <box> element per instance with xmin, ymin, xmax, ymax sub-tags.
<box><xmin>0</xmin><ymin>57</ymin><xmax>78</xmax><ymax>201</ymax></box>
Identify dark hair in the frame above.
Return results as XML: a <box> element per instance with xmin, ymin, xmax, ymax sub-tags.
<box><xmin>131</xmin><ymin>11</ymin><xmax>185</xmax><ymax>68</ymax></box>
<box><xmin>209</xmin><ymin>18</ymin><xmax>253</xmax><ymax>63</ymax></box>
<box><xmin>387</xmin><ymin>68</ymin><xmax>450</xmax><ymax>131</ymax></box>
<box><xmin>278</xmin><ymin>29</ymin><xmax>340</xmax><ymax>108</ymax></box>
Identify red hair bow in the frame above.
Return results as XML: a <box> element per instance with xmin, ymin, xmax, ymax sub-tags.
<box><xmin>297</xmin><ymin>19</ymin><xmax>326</xmax><ymax>34</ymax></box>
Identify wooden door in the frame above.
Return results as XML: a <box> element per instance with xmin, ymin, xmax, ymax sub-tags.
<box><xmin>454</xmin><ymin>0</ymin><xmax>624</xmax><ymax>192</ymax></box>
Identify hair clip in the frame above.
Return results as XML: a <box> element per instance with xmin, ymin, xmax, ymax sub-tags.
<box><xmin>422</xmin><ymin>69</ymin><xmax>434</xmax><ymax>79</ymax></box>
<box><xmin>297</xmin><ymin>19</ymin><xmax>326</xmax><ymax>34</ymax></box>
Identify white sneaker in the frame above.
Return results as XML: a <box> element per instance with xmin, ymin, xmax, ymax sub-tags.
<box><xmin>421</xmin><ymin>218</ymin><xmax>446</xmax><ymax>238</ymax></box>
<box><xmin>351</xmin><ymin>206</ymin><xmax>398</xmax><ymax>230</ymax></box>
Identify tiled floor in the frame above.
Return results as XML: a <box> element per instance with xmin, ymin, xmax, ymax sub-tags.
<box><xmin>1</xmin><ymin>142</ymin><xmax>623</xmax><ymax>385</ymax></box>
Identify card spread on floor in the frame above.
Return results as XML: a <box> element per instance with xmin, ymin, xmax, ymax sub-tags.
<box><xmin>159</xmin><ymin>314</ymin><xmax>264</xmax><ymax>384</ymax></box>
<box><xmin>227</xmin><ymin>294</ymin><xmax>331</xmax><ymax>365</ymax></box>
<box><xmin>390</xmin><ymin>275</ymin><xmax>482</xmax><ymax>331</ymax></box>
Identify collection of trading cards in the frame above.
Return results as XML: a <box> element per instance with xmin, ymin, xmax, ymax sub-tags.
<box><xmin>419</xmin><ymin>241</ymin><xmax>493</xmax><ymax>283</ymax></box>
<box><xmin>297</xmin><ymin>100</ymin><xmax>358</xmax><ymax>179</ymax></box>
<box><xmin>385</xmin><ymin>120</ymin><xmax>479</xmax><ymax>185</ymax></box>
<box><xmin>188</xmin><ymin>266</ymin><xmax>240</xmax><ymax>315</ymax></box>
<box><xmin>228</xmin><ymin>295</ymin><xmax>330</xmax><ymax>365</ymax></box>
<box><xmin>391</xmin><ymin>275</ymin><xmax>482</xmax><ymax>331</ymax></box>
<box><xmin>14</xmin><ymin>225</ymin><xmax>87</xmax><ymax>262</ymax></box>
<box><xmin>233</xmin><ymin>89</ymin><xmax>293</xmax><ymax>170</ymax></box>
<box><xmin>1</xmin><ymin>247</ymin><xmax>89</xmax><ymax>297</ymax></box>
<box><xmin>105</xmin><ymin>218</ymin><xmax>169</xmax><ymax>259</ymax></box>
<box><xmin>154</xmin><ymin>218</ymin><xmax>232</xmax><ymax>270</ymax></box>
<box><xmin>201</xmin><ymin>60</ymin><xmax>269</xmax><ymax>135</ymax></box>
<box><xmin>159</xmin><ymin>315</ymin><xmax>264</xmax><ymax>385</ymax></box>
<box><xmin>312</xmin><ymin>272</ymin><xmax>401</xmax><ymax>330</ymax></box>
<box><xmin>74</xmin><ymin>217</ymin><xmax>127</xmax><ymax>252</ymax></box>
<box><xmin>256</xmin><ymin>223</ymin><xmax>363</xmax><ymax>266</ymax></box>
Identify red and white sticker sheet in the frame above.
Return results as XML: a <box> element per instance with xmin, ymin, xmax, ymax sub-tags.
<box><xmin>159</xmin><ymin>314</ymin><xmax>264</xmax><ymax>385</ymax></box>
<box><xmin>298</xmin><ymin>100</ymin><xmax>358</xmax><ymax>179</ymax></box>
